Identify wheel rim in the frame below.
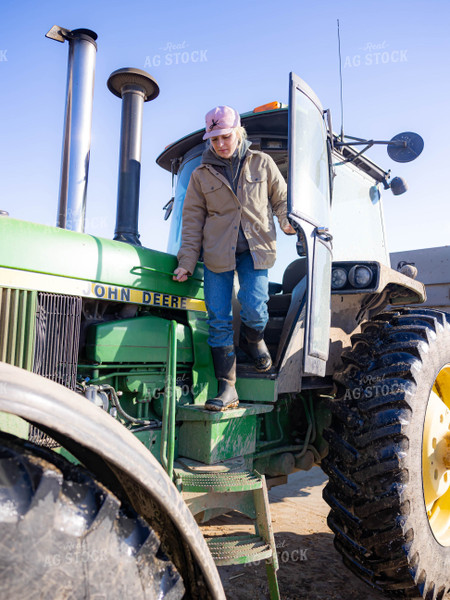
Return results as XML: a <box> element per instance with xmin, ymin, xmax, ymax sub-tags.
<box><xmin>423</xmin><ymin>363</ymin><xmax>450</xmax><ymax>546</ymax></box>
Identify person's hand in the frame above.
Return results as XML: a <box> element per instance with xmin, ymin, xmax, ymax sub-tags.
<box><xmin>173</xmin><ymin>267</ymin><xmax>189</xmax><ymax>282</ymax></box>
<box><xmin>282</xmin><ymin>223</ymin><xmax>296</xmax><ymax>235</ymax></box>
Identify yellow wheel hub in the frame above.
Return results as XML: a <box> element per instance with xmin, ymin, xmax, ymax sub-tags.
<box><xmin>423</xmin><ymin>364</ymin><xmax>450</xmax><ymax>546</ymax></box>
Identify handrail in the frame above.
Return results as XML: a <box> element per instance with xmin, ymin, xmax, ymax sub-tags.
<box><xmin>133</xmin><ymin>264</ymin><xmax>203</xmax><ymax>283</ymax></box>
<box><xmin>160</xmin><ymin>320</ymin><xmax>177</xmax><ymax>479</ymax></box>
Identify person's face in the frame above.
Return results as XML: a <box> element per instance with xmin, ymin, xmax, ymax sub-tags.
<box><xmin>210</xmin><ymin>130</ymin><xmax>239</xmax><ymax>159</ymax></box>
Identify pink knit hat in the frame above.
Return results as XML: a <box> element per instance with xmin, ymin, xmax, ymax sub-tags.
<box><xmin>203</xmin><ymin>106</ymin><xmax>241</xmax><ymax>140</ymax></box>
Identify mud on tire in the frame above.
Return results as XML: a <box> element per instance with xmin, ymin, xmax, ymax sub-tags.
<box><xmin>0</xmin><ymin>434</ymin><xmax>185</xmax><ymax>600</ymax></box>
<box><xmin>322</xmin><ymin>308</ymin><xmax>450</xmax><ymax>599</ymax></box>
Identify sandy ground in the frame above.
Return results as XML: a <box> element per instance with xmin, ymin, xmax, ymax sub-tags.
<box><xmin>200</xmin><ymin>467</ymin><xmax>450</xmax><ymax>600</ymax></box>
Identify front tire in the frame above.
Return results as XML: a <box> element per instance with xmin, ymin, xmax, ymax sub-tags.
<box><xmin>322</xmin><ymin>308</ymin><xmax>450</xmax><ymax>599</ymax></box>
<box><xmin>0</xmin><ymin>434</ymin><xmax>185</xmax><ymax>600</ymax></box>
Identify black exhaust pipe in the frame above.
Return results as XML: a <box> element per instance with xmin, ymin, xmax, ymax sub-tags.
<box><xmin>107</xmin><ymin>68</ymin><xmax>159</xmax><ymax>245</ymax></box>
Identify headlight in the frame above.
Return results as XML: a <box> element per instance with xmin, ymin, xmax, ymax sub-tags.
<box><xmin>348</xmin><ymin>265</ymin><xmax>373</xmax><ymax>288</ymax></box>
<box><xmin>331</xmin><ymin>267</ymin><xmax>348</xmax><ymax>289</ymax></box>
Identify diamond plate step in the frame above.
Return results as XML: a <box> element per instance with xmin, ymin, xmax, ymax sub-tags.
<box><xmin>177</xmin><ymin>470</ymin><xmax>263</xmax><ymax>493</ymax></box>
<box><xmin>206</xmin><ymin>534</ymin><xmax>273</xmax><ymax>566</ymax></box>
<box><xmin>180</xmin><ymin>468</ymin><xmax>281</xmax><ymax>599</ymax></box>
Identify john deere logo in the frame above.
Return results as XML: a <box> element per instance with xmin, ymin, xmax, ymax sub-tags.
<box><xmin>90</xmin><ymin>283</ymin><xmax>205</xmax><ymax>311</ymax></box>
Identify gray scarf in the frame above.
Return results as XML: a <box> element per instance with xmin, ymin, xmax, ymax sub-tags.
<box><xmin>202</xmin><ymin>139</ymin><xmax>252</xmax><ymax>194</ymax></box>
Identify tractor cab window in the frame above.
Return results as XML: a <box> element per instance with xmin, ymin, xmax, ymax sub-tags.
<box><xmin>166</xmin><ymin>150</ymin><xmax>203</xmax><ymax>255</ymax></box>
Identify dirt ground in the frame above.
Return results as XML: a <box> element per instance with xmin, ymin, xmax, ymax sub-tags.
<box><xmin>200</xmin><ymin>468</ymin><xmax>450</xmax><ymax>600</ymax></box>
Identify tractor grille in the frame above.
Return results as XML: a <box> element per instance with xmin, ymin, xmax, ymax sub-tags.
<box><xmin>29</xmin><ymin>293</ymin><xmax>82</xmax><ymax>447</ymax></box>
<box><xmin>0</xmin><ymin>288</ymin><xmax>37</xmax><ymax>369</ymax></box>
<box><xmin>33</xmin><ymin>293</ymin><xmax>82</xmax><ymax>389</ymax></box>
<box><xmin>0</xmin><ymin>288</ymin><xmax>82</xmax><ymax>448</ymax></box>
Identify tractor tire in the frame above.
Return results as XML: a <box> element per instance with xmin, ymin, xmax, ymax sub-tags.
<box><xmin>322</xmin><ymin>308</ymin><xmax>450</xmax><ymax>599</ymax></box>
<box><xmin>0</xmin><ymin>433</ymin><xmax>185</xmax><ymax>600</ymax></box>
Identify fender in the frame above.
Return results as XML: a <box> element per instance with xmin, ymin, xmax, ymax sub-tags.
<box><xmin>376</xmin><ymin>262</ymin><xmax>426</xmax><ymax>306</ymax></box>
<box><xmin>0</xmin><ymin>361</ymin><xmax>225</xmax><ymax>600</ymax></box>
<box><xmin>327</xmin><ymin>264</ymin><xmax>426</xmax><ymax>376</ymax></box>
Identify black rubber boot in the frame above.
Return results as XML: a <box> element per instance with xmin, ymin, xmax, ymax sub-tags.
<box><xmin>240</xmin><ymin>323</ymin><xmax>272</xmax><ymax>372</ymax></box>
<box><xmin>205</xmin><ymin>346</ymin><xmax>239</xmax><ymax>411</ymax></box>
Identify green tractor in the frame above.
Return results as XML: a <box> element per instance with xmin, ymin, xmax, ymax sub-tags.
<box><xmin>0</xmin><ymin>25</ymin><xmax>448</xmax><ymax>600</ymax></box>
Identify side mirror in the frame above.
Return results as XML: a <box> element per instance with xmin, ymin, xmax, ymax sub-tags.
<box><xmin>387</xmin><ymin>132</ymin><xmax>424</xmax><ymax>163</ymax></box>
<box><xmin>163</xmin><ymin>197</ymin><xmax>174</xmax><ymax>221</ymax></box>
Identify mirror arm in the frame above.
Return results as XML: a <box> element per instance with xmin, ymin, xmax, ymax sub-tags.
<box><xmin>333</xmin><ymin>141</ymin><xmax>374</xmax><ymax>166</ymax></box>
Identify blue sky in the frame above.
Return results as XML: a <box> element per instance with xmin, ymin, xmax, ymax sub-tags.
<box><xmin>1</xmin><ymin>0</ymin><xmax>449</xmax><ymax>275</ymax></box>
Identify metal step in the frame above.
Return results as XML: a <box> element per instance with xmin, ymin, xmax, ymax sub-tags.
<box><xmin>178</xmin><ymin>470</ymin><xmax>263</xmax><ymax>493</ymax></box>
<box><xmin>206</xmin><ymin>534</ymin><xmax>273</xmax><ymax>566</ymax></box>
<box><xmin>179</xmin><ymin>467</ymin><xmax>281</xmax><ymax>599</ymax></box>
<box><xmin>177</xmin><ymin>402</ymin><xmax>273</xmax><ymax>421</ymax></box>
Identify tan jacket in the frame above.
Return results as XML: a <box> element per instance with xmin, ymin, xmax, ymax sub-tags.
<box><xmin>177</xmin><ymin>150</ymin><xmax>288</xmax><ymax>274</ymax></box>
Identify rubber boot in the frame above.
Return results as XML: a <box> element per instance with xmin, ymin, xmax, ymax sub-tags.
<box><xmin>205</xmin><ymin>346</ymin><xmax>239</xmax><ymax>411</ymax></box>
<box><xmin>240</xmin><ymin>323</ymin><xmax>272</xmax><ymax>372</ymax></box>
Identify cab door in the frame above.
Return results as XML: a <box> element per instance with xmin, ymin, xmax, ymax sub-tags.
<box><xmin>288</xmin><ymin>72</ymin><xmax>332</xmax><ymax>377</ymax></box>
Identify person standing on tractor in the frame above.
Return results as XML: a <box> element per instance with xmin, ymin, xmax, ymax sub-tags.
<box><xmin>173</xmin><ymin>106</ymin><xmax>295</xmax><ymax>411</ymax></box>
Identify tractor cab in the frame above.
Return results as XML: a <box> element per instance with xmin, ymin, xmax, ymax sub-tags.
<box><xmin>157</xmin><ymin>104</ymin><xmax>297</xmax><ymax>371</ymax></box>
<box><xmin>157</xmin><ymin>73</ymin><xmax>425</xmax><ymax>396</ymax></box>
<box><xmin>157</xmin><ymin>75</ymin><xmax>336</xmax><ymax>391</ymax></box>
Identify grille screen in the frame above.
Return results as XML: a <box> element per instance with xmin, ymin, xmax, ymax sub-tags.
<box><xmin>33</xmin><ymin>293</ymin><xmax>82</xmax><ymax>388</ymax></box>
<box><xmin>29</xmin><ymin>293</ymin><xmax>82</xmax><ymax>447</ymax></box>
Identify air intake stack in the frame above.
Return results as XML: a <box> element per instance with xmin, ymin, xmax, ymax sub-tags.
<box><xmin>107</xmin><ymin>68</ymin><xmax>159</xmax><ymax>245</ymax></box>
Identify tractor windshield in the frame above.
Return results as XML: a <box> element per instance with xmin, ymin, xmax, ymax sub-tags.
<box><xmin>167</xmin><ymin>153</ymin><xmax>202</xmax><ymax>255</ymax></box>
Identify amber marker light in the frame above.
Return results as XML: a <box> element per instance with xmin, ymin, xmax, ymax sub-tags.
<box><xmin>253</xmin><ymin>101</ymin><xmax>282</xmax><ymax>113</ymax></box>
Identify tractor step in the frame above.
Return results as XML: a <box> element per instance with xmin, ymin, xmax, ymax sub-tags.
<box><xmin>176</xmin><ymin>468</ymin><xmax>280</xmax><ymax>600</ymax></box>
<box><xmin>206</xmin><ymin>534</ymin><xmax>273</xmax><ymax>566</ymax></box>
<box><xmin>180</xmin><ymin>470</ymin><xmax>262</xmax><ymax>493</ymax></box>
<box><xmin>177</xmin><ymin>403</ymin><xmax>273</xmax><ymax>465</ymax></box>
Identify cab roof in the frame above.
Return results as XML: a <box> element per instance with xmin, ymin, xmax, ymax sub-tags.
<box><xmin>156</xmin><ymin>108</ymin><xmax>288</xmax><ymax>173</ymax></box>
<box><xmin>156</xmin><ymin>106</ymin><xmax>388</xmax><ymax>184</ymax></box>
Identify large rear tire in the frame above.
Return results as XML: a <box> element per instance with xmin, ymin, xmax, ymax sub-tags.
<box><xmin>322</xmin><ymin>308</ymin><xmax>450</xmax><ymax>599</ymax></box>
<box><xmin>0</xmin><ymin>433</ymin><xmax>185</xmax><ymax>600</ymax></box>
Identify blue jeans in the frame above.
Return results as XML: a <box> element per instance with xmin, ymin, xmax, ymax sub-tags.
<box><xmin>203</xmin><ymin>251</ymin><xmax>269</xmax><ymax>348</ymax></box>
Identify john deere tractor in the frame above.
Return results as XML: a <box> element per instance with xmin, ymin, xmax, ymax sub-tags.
<box><xmin>0</xmin><ymin>26</ymin><xmax>448</xmax><ymax>600</ymax></box>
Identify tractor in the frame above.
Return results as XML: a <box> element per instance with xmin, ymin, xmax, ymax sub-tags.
<box><xmin>0</xmin><ymin>25</ymin><xmax>448</xmax><ymax>600</ymax></box>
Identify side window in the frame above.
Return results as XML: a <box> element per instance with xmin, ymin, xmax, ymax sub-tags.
<box><xmin>166</xmin><ymin>154</ymin><xmax>202</xmax><ymax>255</ymax></box>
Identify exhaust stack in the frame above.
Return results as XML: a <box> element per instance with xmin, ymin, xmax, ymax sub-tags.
<box><xmin>46</xmin><ymin>26</ymin><xmax>98</xmax><ymax>232</ymax></box>
<box><xmin>108</xmin><ymin>68</ymin><xmax>159</xmax><ymax>245</ymax></box>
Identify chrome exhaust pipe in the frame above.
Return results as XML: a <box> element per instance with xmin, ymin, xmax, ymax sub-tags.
<box><xmin>46</xmin><ymin>26</ymin><xmax>97</xmax><ymax>232</ymax></box>
<box><xmin>107</xmin><ymin>68</ymin><xmax>159</xmax><ymax>245</ymax></box>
